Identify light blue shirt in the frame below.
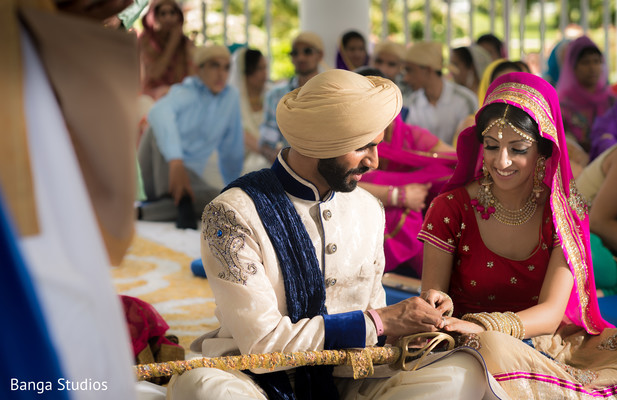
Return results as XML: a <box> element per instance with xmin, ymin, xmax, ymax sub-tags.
<box><xmin>148</xmin><ymin>76</ymin><xmax>244</xmax><ymax>185</ymax></box>
<box><xmin>259</xmin><ymin>76</ymin><xmax>298</xmax><ymax>149</ymax></box>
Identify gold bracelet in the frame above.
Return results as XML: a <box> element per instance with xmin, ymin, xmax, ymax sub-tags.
<box><xmin>480</xmin><ymin>312</ymin><xmax>499</xmax><ymax>331</ymax></box>
<box><xmin>462</xmin><ymin>313</ymin><xmax>491</xmax><ymax>331</ymax></box>
<box><xmin>503</xmin><ymin>312</ymin><xmax>519</xmax><ymax>338</ymax></box>
<box><xmin>463</xmin><ymin>311</ymin><xmax>525</xmax><ymax>339</ymax></box>
<box><xmin>507</xmin><ymin>311</ymin><xmax>525</xmax><ymax>339</ymax></box>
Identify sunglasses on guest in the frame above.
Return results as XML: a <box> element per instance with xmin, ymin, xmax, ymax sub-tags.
<box><xmin>290</xmin><ymin>47</ymin><xmax>318</xmax><ymax>57</ymax></box>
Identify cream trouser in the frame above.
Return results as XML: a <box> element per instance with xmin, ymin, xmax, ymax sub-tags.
<box><xmin>166</xmin><ymin>350</ymin><xmax>510</xmax><ymax>400</ymax></box>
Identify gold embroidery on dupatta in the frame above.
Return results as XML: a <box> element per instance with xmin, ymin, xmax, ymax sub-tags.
<box><xmin>456</xmin><ymin>333</ymin><xmax>481</xmax><ymax>349</ymax></box>
<box><xmin>202</xmin><ymin>203</ymin><xmax>257</xmax><ymax>285</ymax></box>
<box><xmin>554</xmin><ymin>360</ymin><xmax>599</xmax><ymax>386</ymax></box>
<box><xmin>568</xmin><ymin>181</ymin><xmax>588</xmax><ymax>220</ymax></box>
<box><xmin>598</xmin><ymin>332</ymin><xmax>617</xmax><ymax>351</ymax></box>
<box><xmin>551</xmin><ymin>168</ymin><xmax>597</xmax><ymax>334</ymax></box>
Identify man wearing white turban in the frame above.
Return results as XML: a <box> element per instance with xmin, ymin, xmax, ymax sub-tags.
<box><xmin>166</xmin><ymin>69</ymin><xmax>507</xmax><ymax>400</ymax></box>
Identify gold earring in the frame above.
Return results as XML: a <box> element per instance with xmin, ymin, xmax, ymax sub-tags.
<box><xmin>481</xmin><ymin>159</ymin><xmax>492</xmax><ymax>191</ymax></box>
<box><xmin>533</xmin><ymin>156</ymin><xmax>546</xmax><ymax>200</ymax></box>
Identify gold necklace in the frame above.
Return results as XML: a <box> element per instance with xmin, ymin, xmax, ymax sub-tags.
<box><xmin>472</xmin><ymin>184</ymin><xmax>537</xmax><ymax>226</ymax></box>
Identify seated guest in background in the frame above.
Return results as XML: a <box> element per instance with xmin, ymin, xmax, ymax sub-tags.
<box><xmin>420</xmin><ymin>72</ymin><xmax>616</xmax><ymax>399</ymax></box>
<box><xmin>453</xmin><ymin>59</ymin><xmax>525</xmax><ymax>145</ymax></box>
<box><xmin>589</xmin><ymin>100</ymin><xmax>617</xmax><ymax>161</ymax></box>
<box><xmin>336</xmin><ymin>30</ymin><xmax>369</xmax><ymax>71</ymax></box>
<box><xmin>166</xmin><ymin>69</ymin><xmax>506</xmax><ymax>400</ymax></box>
<box><xmin>478</xmin><ymin>60</ymin><xmax>524</xmax><ymax>105</ymax></box>
<box><xmin>449</xmin><ymin>45</ymin><xmax>492</xmax><ymax>97</ymax></box>
<box><xmin>138</xmin><ymin>0</ymin><xmax>194</xmax><ymax>100</ymax></box>
<box><xmin>259</xmin><ymin>31</ymin><xmax>324</xmax><ymax>163</ymax></box>
<box><xmin>558</xmin><ymin>36</ymin><xmax>614</xmax><ymax>157</ymax></box>
<box><xmin>371</xmin><ymin>40</ymin><xmax>411</xmax><ymax>97</ymax></box>
<box><xmin>229</xmin><ymin>47</ymin><xmax>271</xmax><ymax>173</ymax></box>
<box><xmin>138</xmin><ymin>44</ymin><xmax>243</xmax><ymax>229</ymax></box>
<box><xmin>576</xmin><ymin>144</ymin><xmax>617</xmax><ymax>296</ymax></box>
<box><xmin>356</xmin><ymin>67</ymin><xmax>456</xmax><ymax>278</ymax></box>
<box><xmin>403</xmin><ymin>41</ymin><xmax>477</xmax><ymax>145</ymax></box>
<box><xmin>542</xmin><ymin>39</ymin><xmax>571</xmax><ymax>87</ymax></box>
<box><xmin>476</xmin><ymin>33</ymin><xmax>506</xmax><ymax>61</ymax></box>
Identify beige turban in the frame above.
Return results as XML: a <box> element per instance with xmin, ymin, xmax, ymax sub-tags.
<box><xmin>292</xmin><ymin>31</ymin><xmax>324</xmax><ymax>52</ymax></box>
<box><xmin>276</xmin><ymin>69</ymin><xmax>402</xmax><ymax>159</ymax></box>
<box><xmin>374</xmin><ymin>40</ymin><xmax>405</xmax><ymax>61</ymax></box>
<box><xmin>405</xmin><ymin>41</ymin><xmax>443</xmax><ymax>72</ymax></box>
<box><xmin>193</xmin><ymin>44</ymin><xmax>230</xmax><ymax>67</ymax></box>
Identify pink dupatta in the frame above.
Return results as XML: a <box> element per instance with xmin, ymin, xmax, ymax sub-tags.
<box><xmin>444</xmin><ymin>72</ymin><xmax>613</xmax><ymax>334</ymax></box>
<box><xmin>362</xmin><ymin>115</ymin><xmax>456</xmax><ymax>274</ymax></box>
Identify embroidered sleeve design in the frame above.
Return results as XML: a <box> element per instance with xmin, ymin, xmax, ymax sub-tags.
<box><xmin>568</xmin><ymin>180</ymin><xmax>588</xmax><ymax>220</ymax></box>
<box><xmin>418</xmin><ymin>192</ymin><xmax>461</xmax><ymax>254</ymax></box>
<box><xmin>202</xmin><ymin>203</ymin><xmax>257</xmax><ymax>285</ymax></box>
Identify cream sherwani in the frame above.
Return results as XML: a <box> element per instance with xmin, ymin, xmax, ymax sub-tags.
<box><xmin>167</xmin><ymin>153</ymin><xmax>509</xmax><ymax>400</ymax></box>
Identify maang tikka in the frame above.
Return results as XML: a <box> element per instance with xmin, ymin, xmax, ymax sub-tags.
<box><xmin>481</xmin><ymin>104</ymin><xmax>537</xmax><ymax>143</ymax></box>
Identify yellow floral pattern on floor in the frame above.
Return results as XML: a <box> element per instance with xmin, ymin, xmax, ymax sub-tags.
<box><xmin>111</xmin><ymin>235</ymin><xmax>216</xmax><ymax>357</ymax></box>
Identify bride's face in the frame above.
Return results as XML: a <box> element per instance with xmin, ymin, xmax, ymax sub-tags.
<box><xmin>482</xmin><ymin>122</ymin><xmax>540</xmax><ymax>193</ymax></box>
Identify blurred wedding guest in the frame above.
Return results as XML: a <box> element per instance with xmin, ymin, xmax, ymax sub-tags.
<box><xmin>138</xmin><ymin>44</ymin><xmax>243</xmax><ymax>229</ymax></box>
<box><xmin>229</xmin><ymin>47</ymin><xmax>271</xmax><ymax>173</ymax></box>
<box><xmin>336</xmin><ymin>30</ymin><xmax>369</xmax><ymax>71</ymax></box>
<box><xmin>371</xmin><ymin>40</ymin><xmax>411</xmax><ymax>98</ymax></box>
<box><xmin>576</xmin><ymin>144</ymin><xmax>617</xmax><ymax>296</ymax></box>
<box><xmin>2</xmin><ymin>0</ymin><xmax>141</xmax><ymax>398</ymax></box>
<box><xmin>259</xmin><ymin>31</ymin><xmax>324</xmax><ymax>163</ymax></box>
<box><xmin>403</xmin><ymin>41</ymin><xmax>477</xmax><ymax>145</ymax></box>
<box><xmin>357</xmin><ymin>67</ymin><xmax>456</xmax><ymax>277</ymax></box>
<box><xmin>139</xmin><ymin>0</ymin><xmax>194</xmax><ymax>100</ymax></box>
<box><xmin>542</xmin><ymin>39</ymin><xmax>571</xmax><ymax>87</ymax></box>
<box><xmin>453</xmin><ymin>59</ymin><xmax>524</xmax><ymax>146</ymax></box>
<box><xmin>449</xmin><ymin>45</ymin><xmax>492</xmax><ymax>97</ymax></box>
<box><xmin>558</xmin><ymin>36</ymin><xmax>614</xmax><ymax>154</ymax></box>
<box><xmin>590</xmin><ymin>101</ymin><xmax>617</xmax><ymax>161</ymax></box>
<box><xmin>476</xmin><ymin>33</ymin><xmax>506</xmax><ymax>61</ymax></box>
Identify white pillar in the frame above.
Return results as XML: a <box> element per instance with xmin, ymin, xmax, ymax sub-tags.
<box><xmin>603</xmin><ymin>0</ymin><xmax>609</xmax><ymax>54</ymax></box>
<box><xmin>381</xmin><ymin>0</ymin><xmax>389</xmax><ymax>41</ymax></box>
<box><xmin>540</xmin><ymin>0</ymin><xmax>546</xmax><ymax>69</ymax></box>
<box><xmin>490</xmin><ymin>0</ymin><xmax>495</xmax><ymax>33</ymax></box>
<box><xmin>504</xmin><ymin>0</ymin><xmax>510</xmax><ymax>57</ymax></box>
<box><xmin>581</xmin><ymin>0</ymin><xmax>589</xmax><ymax>34</ymax></box>
<box><xmin>244</xmin><ymin>0</ymin><xmax>250</xmax><ymax>44</ymax></box>
<box><xmin>560</xmin><ymin>0</ymin><xmax>568</xmax><ymax>37</ymax></box>
<box><xmin>424</xmin><ymin>0</ymin><xmax>431</xmax><ymax>40</ymax></box>
<box><xmin>266</xmin><ymin>0</ymin><xmax>272</xmax><ymax>68</ymax></box>
<box><xmin>469</xmin><ymin>0</ymin><xmax>474</xmax><ymax>42</ymax></box>
<box><xmin>403</xmin><ymin>0</ymin><xmax>410</xmax><ymax>45</ymax></box>
<box><xmin>519</xmin><ymin>0</ymin><xmax>526</xmax><ymax>59</ymax></box>
<box><xmin>201</xmin><ymin>0</ymin><xmax>207</xmax><ymax>43</ymax></box>
<box><xmin>300</xmin><ymin>0</ymin><xmax>370</xmax><ymax>69</ymax></box>
<box><xmin>222</xmin><ymin>0</ymin><xmax>229</xmax><ymax>46</ymax></box>
<box><xmin>446</xmin><ymin>0</ymin><xmax>452</xmax><ymax>55</ymax></box>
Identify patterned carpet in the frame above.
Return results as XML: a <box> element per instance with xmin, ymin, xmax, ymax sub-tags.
<box><xmin>111</xmin><ymin>232</ymin><xmax>216</xmax><ymax>358</ymax></box>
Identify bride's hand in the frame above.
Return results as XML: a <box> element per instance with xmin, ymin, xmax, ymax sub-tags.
<box><xmin>442</xmin><ymin>317</ymin><xmax>485</xmax><ymax>334</ymax></box>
